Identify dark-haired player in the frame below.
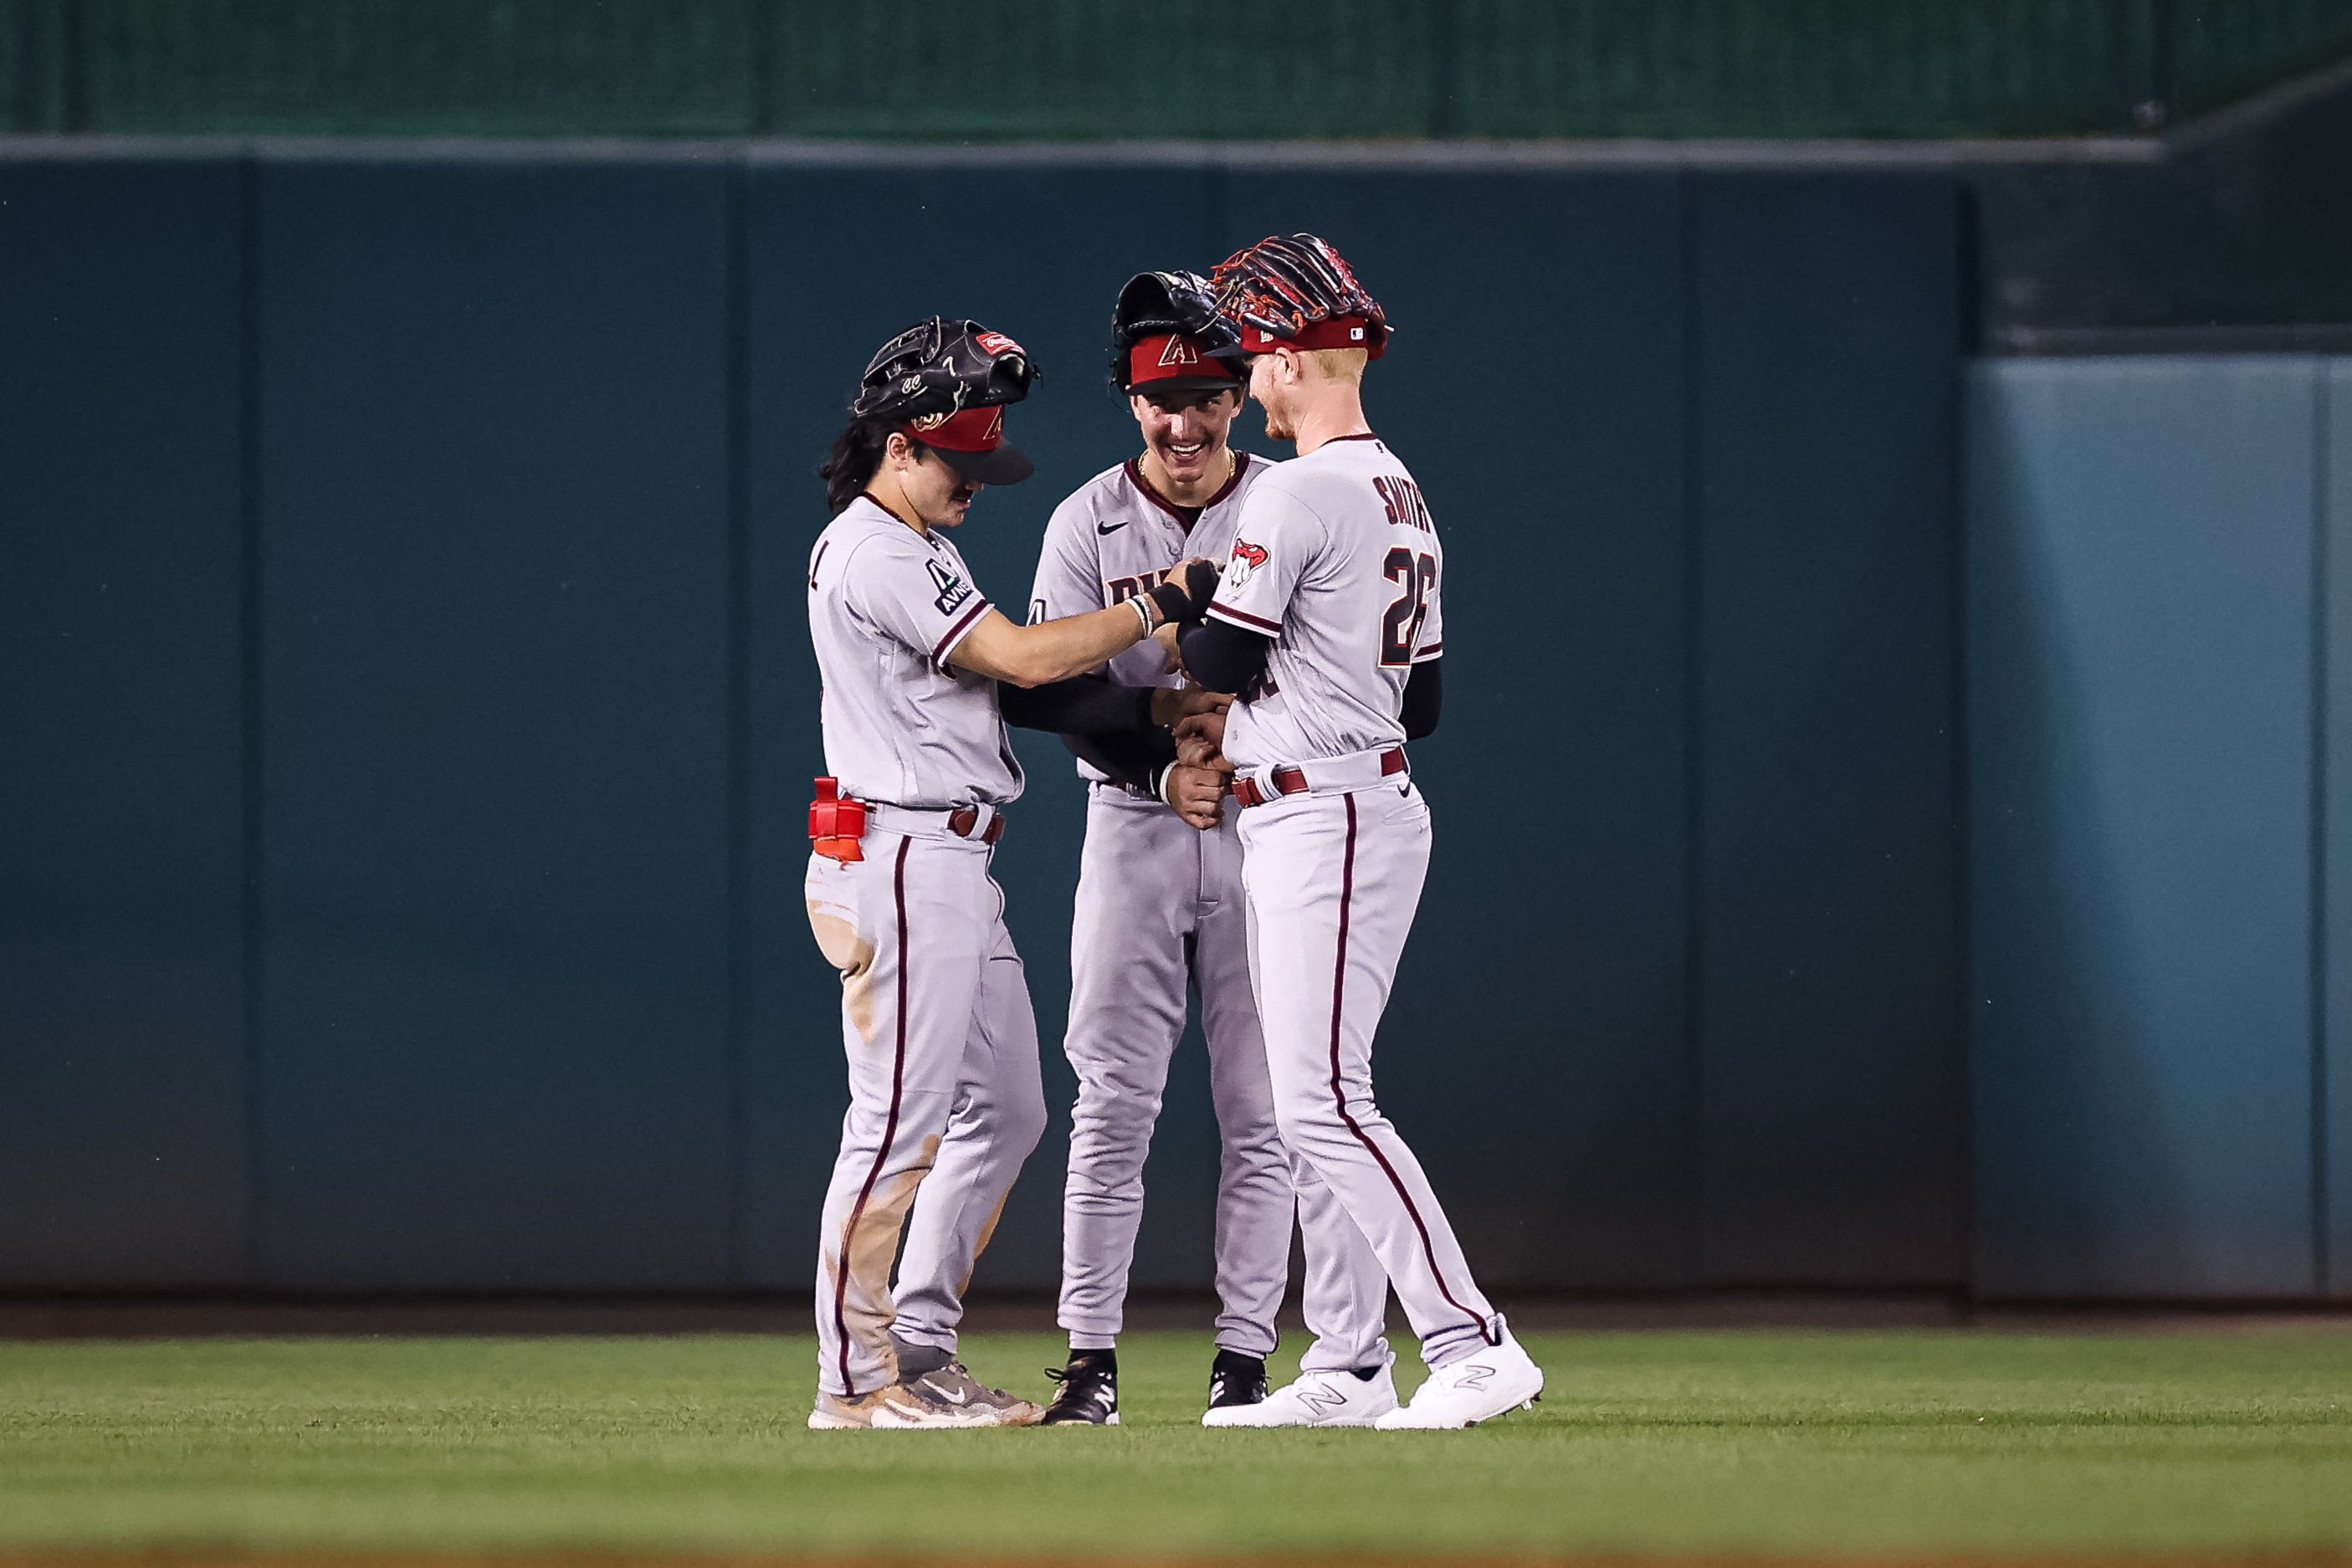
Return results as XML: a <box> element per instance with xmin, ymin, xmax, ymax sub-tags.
<box><xmin>800</xmin><ymin>316</ymin><xmax>1216</xmax><ymax>1429</ymax></box>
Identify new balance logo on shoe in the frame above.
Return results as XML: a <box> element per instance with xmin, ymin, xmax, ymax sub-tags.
<box><xmin>1299</xmin><ymin>1384</ymin><xmax>1351</xmax><ymax>1417</ymax></box>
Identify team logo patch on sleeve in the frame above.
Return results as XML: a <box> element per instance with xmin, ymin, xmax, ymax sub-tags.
<box><xmin>1226</xmin><ymin>540</ymin><xmax>1268</xmax><ymax>592</ymax></box>
<box><xmin>928</xmin><ymin>558</ymin><xmax>975</xmax><ymax>615</ymax></box>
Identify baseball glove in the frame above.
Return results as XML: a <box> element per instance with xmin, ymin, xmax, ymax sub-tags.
<box><xmin>1210</xmin><ymin>234</ymin><xmax>1389</xmax><ymax>358</ymax></box>
<box><xmin>851</xmin><ymin>316</ymin><xmax>1037</xmax><ymax>423</ymax></box>
<box><xmin>1109</xmin><ymin>269</ymin><xmax>1246</xmax><ymax>392</ymax></box>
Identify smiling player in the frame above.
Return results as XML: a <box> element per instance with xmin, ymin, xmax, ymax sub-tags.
<box><xmin>1012</xmin><ymin>272</ymin><xmax>1298</xmax><ymax>1424</ymax></box>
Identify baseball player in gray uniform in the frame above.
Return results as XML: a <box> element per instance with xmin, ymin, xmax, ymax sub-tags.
<box><xmin>1004</xmin><ymin>273</ymin><xmax>1400</xmax><ymax>1428</ymax></box>
<box><xmin>802</xmin><ymin>317</ymin><xmax>1217</xmax><ymax>1430</ymax></box>
<box><xmin>1175</xmin><ymin>238</ymin><xmax>1546</xmax><ymax>1429</ymax></box>
<box><xmin>1009</xmin><ymin>274</ymin><xmax>1290</xmax><ymax>1426</ymax></box>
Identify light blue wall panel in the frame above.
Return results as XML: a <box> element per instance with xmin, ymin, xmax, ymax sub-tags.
<box><xmin>2330</xmin><ymin>357</ymin><xmax>2352</xmax><ymax>1300</ymax></box>
<box><xmin>1971</xmin><ymin>356</ymin><xmax>2319</xmax><ymax>1298</ymax></box>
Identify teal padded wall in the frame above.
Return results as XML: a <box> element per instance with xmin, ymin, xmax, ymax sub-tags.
<box><xmin>1</xmin><ymin>146</ymin><xmax>1962</xmax><ymax>1298</ymax></box>
<box><xmin>1690</xmin><ymin>175</ymin><xmax>1965</xmax><ymax>1286</ymax></box>
<box><xmin>1970</xmin><ymin>356</ymin><xmax>2331</xmax><ymax>1298</ymax></box>
<box><xmin>250</xmin><ymin>159</ymin><xmax>737</xmax><ymax>1289</ymax></box>
<box><xmin>0</xmin><ymin>160</ymin><xmax>251</xmax><ymax>1287</ymax></box>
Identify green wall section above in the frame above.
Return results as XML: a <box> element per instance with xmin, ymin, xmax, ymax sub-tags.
<box><xmin>7</xmin><ymin>0</ymin><xmax>2351</xmax><ymax>140</ymax></box>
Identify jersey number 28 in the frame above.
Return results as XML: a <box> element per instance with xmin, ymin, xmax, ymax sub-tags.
<box><xmin>1380</xmin><ymin>547</ymin><xmax>1438</xmax><ymax>667</ymax></box>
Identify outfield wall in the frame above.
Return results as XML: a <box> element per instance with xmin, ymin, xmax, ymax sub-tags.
<box><xmin>0</xmin><ymin>148</ymin><xmax>1971</xmax><ymax>1298</ymax></box>
<box><xmin>1967</xmin><ymin>355</ymin><xmax>2352</xmax><ymax>1300</ymax></box>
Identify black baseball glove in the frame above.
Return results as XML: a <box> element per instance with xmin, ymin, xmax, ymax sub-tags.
<box><xmin>852</xmin><ymin>317</ymin><xmax>1037</xmax><ymax>423</ymax></box>
<box><xmin>1109</xmin><ymin>270</ymin><xmax>1246</xmax><ymax>392</ymax></box>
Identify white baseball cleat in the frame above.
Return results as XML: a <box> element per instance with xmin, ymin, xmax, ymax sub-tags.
<box><xmin>1202</xmin><ymin>1355</ymin><xmax>1398</xmax><ymax>1427</ymax></box>
<box><xmin>1374</xmin><ymin>1332</ymin><xmax>1545</xmax><ymax>1430</ymax></box>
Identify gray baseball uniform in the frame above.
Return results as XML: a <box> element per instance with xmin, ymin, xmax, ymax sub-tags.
<box><xmin>1208</xmin><ymin>434</ymin><xmax>1508</xmax><ymax>1371</ymax></box>
<box><xmin>804</xmin><ymin>494</ymin><xmax>1047</xmax><ymax>1399</ymax></box>
<box><xmin>1030</xmin><ymin>454</ymin><xmax>1389</xmax><ymax>1371</ymax></box>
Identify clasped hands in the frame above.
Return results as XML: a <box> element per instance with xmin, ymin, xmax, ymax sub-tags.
<box><xmin>1140</xmin><ymin>677</ymin><xmax>1235</xmax><ymax>830</ymax></box>
<box><xmin>1166</xmin><ymin>698</ymin><xmax>1235</xmax><ymax>831</ymax></box>
<box><xmin>1131</xmin><ymin>569</ymin><xmax>1237</xmax><ymax>831</ymax></box>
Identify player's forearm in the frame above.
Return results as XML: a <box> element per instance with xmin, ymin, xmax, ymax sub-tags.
<box><xmin>1178</xmin><ymin>618</ymin><xmax>1270</xmax><ymax>694</ymax></box>
<box><xmin>1002</xmin><ymin>606</ymin><xmax>1156</xmax><ymax>687</ymax></box>
<box><xmin>1401</xmin><ymin>658</ymin><xmax>1442</xmax><ymax>740</ymax></box>
<box><xmin>954</xmin><ymin>604</ymin><xmax>1150</xmax><ymax>688</ymax></box>
<box><xmin>1061</xmin><ymin>727</ymin><xmax>1180</xmax><ymax>792</ymax></box>
<box><xmin>997</xmin><ymin>671</ymin><xmax>1157</xmax><ymax>734</ymax></box>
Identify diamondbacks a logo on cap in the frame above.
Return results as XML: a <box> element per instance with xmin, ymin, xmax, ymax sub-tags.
<box><xmin>1157</xmin><ymin>337</ymin><xmax>1199</xmax><ymax>367</ymax></box>
<box><xmin>982</xmin><ymin>407</ymin><xmax>1003</xmax><ymax>443</ymax></box>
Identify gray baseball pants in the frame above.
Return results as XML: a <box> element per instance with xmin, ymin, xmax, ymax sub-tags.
<box><xmin>805</xmin><ymin>810</ymin><xmax>1048</xmax><ymax>1400</ymax></box>
<box><xmin>1059</xmin><ymin>786</ymin><xmax>1390</xmax><ymax>1371</ymax></box>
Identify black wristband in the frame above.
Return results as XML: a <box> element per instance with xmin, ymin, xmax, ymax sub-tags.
<box><xmin>1148</xmin><ymin>581</ymin><xmax>1198</xmax><ymax>626</ymax></box>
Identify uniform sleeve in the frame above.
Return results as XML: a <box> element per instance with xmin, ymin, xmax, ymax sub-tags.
<box><xmin>1027</xmin><ymin>494</ymin><xmax>1104</xmax><ymax>625</ymax></box>
<box><xmin>1206</xmin><ymin>483</ymin><xmax>1325</xmax><ymax>638</ymax></box>
<box><xmin>844</xmin><ymin>535</ymin><xmax>994</xmax><ymax>669</ymax></box>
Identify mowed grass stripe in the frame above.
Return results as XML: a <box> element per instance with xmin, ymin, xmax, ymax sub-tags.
<box><xmin>1</xmin><ymin>1330</ymin><xmax>2347</xmax><ymax>1554</ymax></box>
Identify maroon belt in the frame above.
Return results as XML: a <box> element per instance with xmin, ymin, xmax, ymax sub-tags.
<box><xmin>1232</xmin><ymin>748</ymin><xmax>1405</xmax><ymax>808</ymax></box>
<box><xmin>948</xmin><ymin>806</ymin><xmax>1007</xmax><ymax>843</ymax></box>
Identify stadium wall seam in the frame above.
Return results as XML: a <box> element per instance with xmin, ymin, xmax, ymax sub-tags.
<box><xmin>724</xmin><ymin>153</ymin><xmax>752</xmax><ymax>1290</ymax></box>
<box><xmin>0</xmin><ymin>134</ymin><xmax>2173</xmax><ymax>167</ymax></box>
<box><xmin>2319</xmin><ymin>358</ymin><xmax>2336</xmax><ymax>1296</ymax></box>
<box><xmin>1676</xmin><ymin>168</ymin><xmax>1705</xmax><ymax>1289</ymax></box>
<box><xmin>236</xmin><ymin>147</ymin><xmax>264</xmax><ymax>1291</ymax></box>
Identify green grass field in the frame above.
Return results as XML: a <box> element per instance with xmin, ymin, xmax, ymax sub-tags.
<box><xmin>3</xmin><ymin>1328</ymin><xmax>2350</xmax><ymax>1558</ymax></box>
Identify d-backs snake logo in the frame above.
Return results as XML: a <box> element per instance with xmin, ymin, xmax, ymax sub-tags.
<box><xmin>1225</xmin><ymin>539</ymin><xmax>1268</xmax><ymax>592</ymax></box>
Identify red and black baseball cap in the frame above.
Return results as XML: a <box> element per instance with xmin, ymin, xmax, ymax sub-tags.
<box><xmin>899</xmin><ymin>402</ymin><xmax>1033</xmax><ymax>486</ymax></box>
<box><xmin>1234</xmin><ymin>314</ymin><xmax>1383</xmax><ymax>358</ymax></box>
<box><xmin>1124</xmin><ymin>331</ymin><xmax>1243</xmax><ymax>394</ymax></box>
<box><xmin>1109</xmin><ymin>271</ymin><xmax>1246</xmax><ymax>394</ymax></box>
<box><xmin>851</xmin><ymin>316</ymin><xmax>1038</xmax><ymax>485</ymax></box>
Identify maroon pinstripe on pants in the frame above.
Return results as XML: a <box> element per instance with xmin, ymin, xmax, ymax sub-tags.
<box><xmin>1327</xmin><ymin>792</ymin><xmax>1494</xmax><ymax>1345</ymax></box>
<box><xmin>832</xmin><ymin>833</ymin><xmax>914</xmax><ymax>1396</ymax></box>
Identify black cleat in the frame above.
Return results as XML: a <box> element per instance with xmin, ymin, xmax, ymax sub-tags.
<box><xmin>1041</xmin><ymin>1349</ymin><xmax>1119</xmax><ymax>1426</ymax></box>
<box><xmin>1207</xmin><ymin>1348</ymin><xmax>1269</xmax><ymax>1412</ymax></box>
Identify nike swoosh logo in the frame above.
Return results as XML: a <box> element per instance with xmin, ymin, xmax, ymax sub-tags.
<box><xmin>1096</xmin><ymin>520</ymin><xmax>1131</xmax><ymax>535</ymax></box>
<box><xmin>921</xmin><ymin>1377</ymin><xmax>969</xmax><ymax>1404</ymax></box>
